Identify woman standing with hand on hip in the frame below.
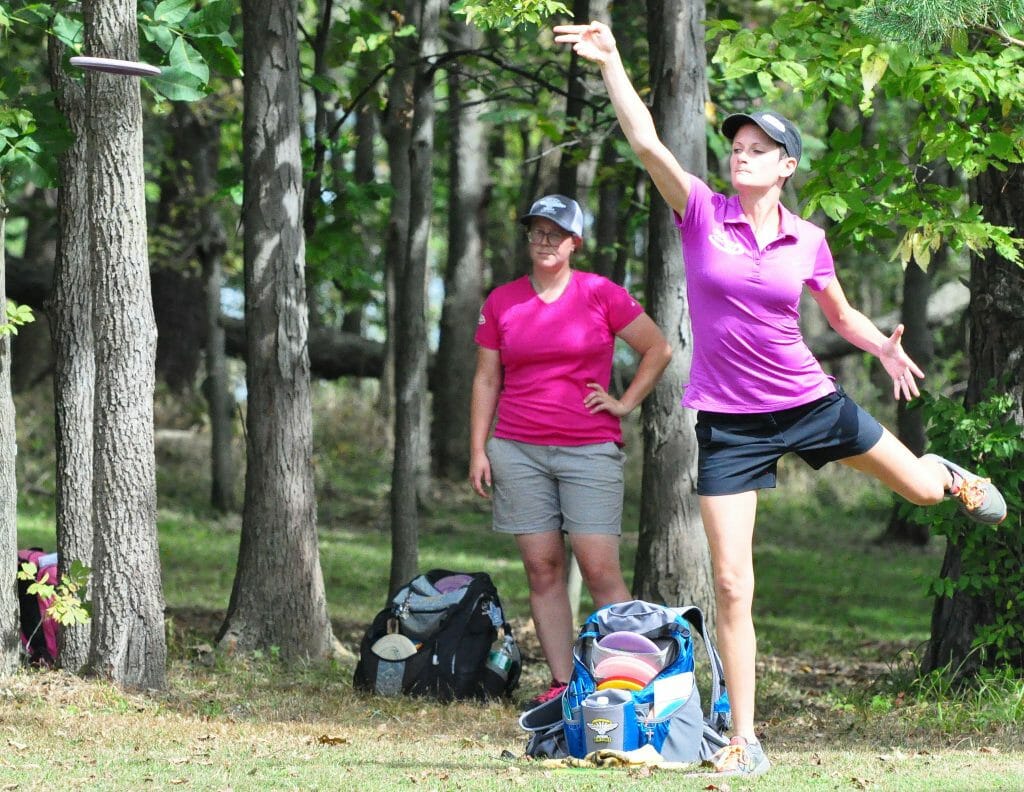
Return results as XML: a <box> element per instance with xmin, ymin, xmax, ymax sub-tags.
<box><xmin>469</xmin><ymin>194</ymin><xmax>672</xmax><ymax>710</ymax></box>
<box><xmin>554</xmin><ymin>21</ymin><xmax>1006</xmax><ymax>777</ymax></box>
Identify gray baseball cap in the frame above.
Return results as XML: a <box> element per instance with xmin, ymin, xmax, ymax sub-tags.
<box><xmin>519</xmin><ymin>194</ymin><xmax>584</xmax><ymax>237</ymax></box>
<box><xmin>722</xmin><ymin>110</ymin><xmax>803</xmax><ymax>163</ymax></box>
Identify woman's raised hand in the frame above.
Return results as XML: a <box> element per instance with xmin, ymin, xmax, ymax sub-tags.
<box><xmin>553</xmin><ymin>21</ymin><xmax>617</xmax><ymax>64</ymax></box>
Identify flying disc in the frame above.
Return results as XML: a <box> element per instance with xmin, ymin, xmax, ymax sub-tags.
<box><xmin>591</xmin><ymin>632</ymin><xmax>670</xmax><ymax>675</ymax></box>
<box><xmin>70</xmin><ymin>56</ymin><xmax>162</xmax><ymax>77</ymax></box>
<box><xmin>370</xmin><ymin>633</ymin><xmax>417</xmax><ymax>661</ymax></box>
<box><xmin>596</xmin><ymin>677</ymin><xmax>645</xmax><ymax>692</ymax></box>
<box><xmin>597</xmin><ymin>631</ymin><xmax>660</xmax><ymax>654</ymax></box>
<box><xmin>433</xmin><ymin>573</ymin><xmax>473</xmax><ymax>594</ymax></box>
<box><xmin>594</xmin><ymin>655</ymin><xmax>657</xmax><ymax>686</ymax></box>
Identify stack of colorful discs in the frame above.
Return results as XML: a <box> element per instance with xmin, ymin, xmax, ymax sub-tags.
<box><xmin>593</xmin><ymin>654</ymin><xmax>657</xmax><ymax>690</ymax></box>
<box><xmin>592</xmin><ymin>631</ymin><xmax>670</xmax><ymax>674</ymax></box>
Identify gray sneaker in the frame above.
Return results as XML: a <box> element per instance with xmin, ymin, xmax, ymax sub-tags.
<box><xmin>924</xmin><ymin>454</ymin><xmax>1007</xmax><ymax>525</ymax></box>
<box><xmin>701</xmin><ymin>737</ymin><xmax>771</xmax><ymax>777</ymax></box>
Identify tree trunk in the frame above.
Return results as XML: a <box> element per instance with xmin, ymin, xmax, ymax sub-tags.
<box><xmin>925</xmin><ymin>163</ymin><xmax>1024</xmax><ymax>674</ymax></box>
<box><xmin>342</xmin><ymin>78</ymin><xmax>378</xmax><ymax>336</ymax></box>
<box><xmin>217</xmin><ymin>0</ymin><xmax>335</xmax><ymax>660</ymax></box>
<box><xmin>556</xmin><ymin>0</ymin><xmax>590</xmax><ymax>198</ymax></box>
<box><xmin>175</xmin><ymin>104</ymin><xmax>235</xmax><ymax>513</ymax></box>
<box><xmin>0</xmin><ymin>203</ymin><xmax>19</xmax><ymax>676</ymax></box>
<box><xmin>633</xmin><ymin>0</ymin><xmax>716</xmax><ymax>623</ymax></box>
<box><xmin>389</xmin><ymin>0</ymin><xmax>441</xmax><ymax>595</ymax></box>
<box><xmin>48</xmin><ymin>30</ymin><xmax>94</xmax><ymax>672</ymax></box>
<box><xmin>879</xmin><ymin>259</ymin><xmax>933</xmax><ymax>546</ymax></box>
<box><xmin>378</xmin><ymin>11</ymin><xmax>417</xmax><ymax>440</ymax></box>
<box><xmin>592</xmin><ymin>138</ymin><xmax>625</xmax><ymax>284</ymax></box>
<box><xmin>82</xmin><ymin>0</ymin><xmax>166</xmax><ymax>688</ymax></box>
<box><xmin>432</xmin><ymin>18</ymin><xmax>486</xmax><ymax>480</ymax></box>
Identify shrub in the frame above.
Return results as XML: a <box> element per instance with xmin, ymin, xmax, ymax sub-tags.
<box><xmin>912</xmin><ymin>386</ymin><xmax>1024</xmax><ymax>667</ymax></box>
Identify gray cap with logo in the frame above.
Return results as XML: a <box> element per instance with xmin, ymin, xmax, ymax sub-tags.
<box><xmin>721</xmin><ymin>110</ymin><xmax>803</xmax><ymax>164</ymax></box>
<box><xmin>519</xmin><ymin>194</ymin><xmax>584</xmax><ymax>237</ymax></box>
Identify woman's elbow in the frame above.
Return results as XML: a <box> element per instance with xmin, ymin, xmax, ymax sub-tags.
<box><xmin>655</xmin><ymin>341</ymin><xmax>673</xmax><ymax>372</ymax></box>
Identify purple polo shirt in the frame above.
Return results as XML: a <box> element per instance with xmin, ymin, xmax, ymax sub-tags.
<box><xmin>675</xmin><ymin>177</ymin><xmax>836</xmax><ymax>413</ymax></box>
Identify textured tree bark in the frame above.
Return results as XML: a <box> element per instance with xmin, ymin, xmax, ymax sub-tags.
<box><xmin>925</xmin><ymin>163</ymin><xmax>1024</xmax><ymax>674</ymax></box>
<box><xmin>0</xmin><ymin>204</ymin><xmax>20</xmax><ymax>676</ymax></box>
<box><xmin>389</xmin><ymin>0</ymin><xmax>442</xmax><ymax>595</ymax></box>
<box><xmin>169</xmin><ymin>104</ymin><xmax>235</xmax><ymax>513</ymax></box>
<box><xmin>217</xmin><ymin>0</ymin><xmax>335</xmax><ymax>660</ymax></box>
<box><xmin>432</xmin><ymin>18</ymin><xmax>487</xmax><ymax>481</ymax></box>
<box><xmin>82</xmin><ymin>0</ymin><xmax>166</xmax><ymax>688</ymax></box>
<box><xmin>632</xmin><ymin>0</ymin><xmax>716</xmax><ymax>625</ymax></box>
<box><xmin>556</xmin><ymin>0</ymin><xmax>589</xmax><ymax>198</ymax></box>
<box><xmin>48</xmin><ymin>29</ymin><xmax>94</xmax><ymax>672</ymax></box>
<box><xmin>880</xmin><ymin>259</ymin><xmax>934</xmax><ymax>546</ymax></box>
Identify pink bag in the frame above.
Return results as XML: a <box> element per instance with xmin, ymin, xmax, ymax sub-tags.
<box><xmin>17</xmin><ymin>548</ymin><xmax>59</xmax><ymax>665</ymax></box>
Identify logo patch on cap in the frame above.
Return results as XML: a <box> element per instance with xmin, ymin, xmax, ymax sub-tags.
<box><xmin>534</xmin><ymin>196</ymin><xmax>568</xmax><ymax>213</ymax></box>
<box><xmin>761</xmin><ymin>114</ymin><xmax>786</xmax><ymax>133</ymax></box>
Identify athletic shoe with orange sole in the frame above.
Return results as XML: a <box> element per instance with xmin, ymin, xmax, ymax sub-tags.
<box><xmin>701</xmin><ymin>736</ymin><xmax>771</xmax><ymax>777</ymax></box>
<box><xmin>924</xmin><ymin>454</ymin><xmax>1008</xmax><ymax>525</ymax></box>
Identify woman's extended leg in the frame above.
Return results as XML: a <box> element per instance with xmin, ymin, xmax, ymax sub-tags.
<box><xmin>841</xmin><ymin>427</ymin><xmax>1006</xmax><ymax>523</ymax></box>
<box><xmin>839</xmin><ymin>428</ymin><xmax>948</xmax><ymax>503</ymax></box>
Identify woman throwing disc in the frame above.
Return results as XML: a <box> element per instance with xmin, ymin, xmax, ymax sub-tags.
<box><xmin>554</xmin><ymin>20</ymin><xmax>1007</xmax><ymax>778</ymax></box>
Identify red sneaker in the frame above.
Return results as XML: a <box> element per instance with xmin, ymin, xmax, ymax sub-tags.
<box><xmin>522</xmin><ymin>679</ymin><xmax>568</xmax><ymax>711</ymax></box>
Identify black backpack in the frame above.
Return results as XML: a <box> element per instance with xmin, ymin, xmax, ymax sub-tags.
<box><xmin>353</xmin><ymin>569</ymin><xmax>521</xmax><ymax>702</ymax></box>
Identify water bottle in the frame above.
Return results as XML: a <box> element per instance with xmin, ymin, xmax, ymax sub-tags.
<box><xmin>485</xmin><ymin>635</ymin><xmax>518</xmax><ymax>682</ymax></box>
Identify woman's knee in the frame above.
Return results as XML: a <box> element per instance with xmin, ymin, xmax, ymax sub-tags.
<box><xmin>714</xmin><ymin>569</ymin><xmax>755</xmax><ymax>610</ymax></box>
<box><xmin>522</xmin><ymin>556</ymin><xmax>567</xmax><ymax>593</ymax></box>
<box><xmin>902</xmin><ymin>457</ymin><xmax>949</xmax><ymax>505</ymax></box>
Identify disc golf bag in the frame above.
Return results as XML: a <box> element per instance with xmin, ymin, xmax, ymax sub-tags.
<box><xmin>353</xmin><ymin>569</ymin><xmax>520</xmax><ymax>701</ymax></box>
<box><xmin>521</xmin><ymin>600</ymin><xmax>730</xmax><ymax>762</ymax></box>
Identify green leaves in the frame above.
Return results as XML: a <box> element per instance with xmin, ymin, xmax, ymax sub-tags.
<box><xmin>451</xmin><ymin>0</ymin><xmax>570</xmax><ymax>31</ymax></box>
<box><xmin>708</xmin><ymin>0</ymin><xmax>1024</xmax><ymax>268</ymax></box>
<box><xmin>859</xmin><ymin>45</ymin><xmax>889</xmax><ymax>113</ymax></box>
<box><xmin>153</xmin><ymin>0</ymin><xmax>193</xmax><ymax>27</ymax></box>
<box><xmin>147</xmin><ymin>36</ymin><xmax>210</xmax><ymax>102</ymax></box>
<box><xmin>1</xmin><ymin>299</ymin><xmax>35</xmax><ymax>337</ymax></box>
<box><xmin>915</xmin><ymin>387</ymin><xmax>1024</xmax><ymax>666</ymax></box>
<box><xmin>17</xmin><ymin>558</ymin><xmax>92</xmax><ymax>629</ymax></box>
<box><xmin>139</xmin><ymin>0</ymin><xmax>241</xmax><ymax>102</ymax></box>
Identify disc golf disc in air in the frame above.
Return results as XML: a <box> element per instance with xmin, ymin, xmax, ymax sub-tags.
<box><xmin>70</xmin><ymin>56</ymin><xmax>162</xmax><ymax>77</ymax></box>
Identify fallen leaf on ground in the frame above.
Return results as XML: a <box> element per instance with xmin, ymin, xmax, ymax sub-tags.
<box><xmin>315</xmin><ymin>734</ymin><xmax>349</xmax><ymax>745</ymax></box>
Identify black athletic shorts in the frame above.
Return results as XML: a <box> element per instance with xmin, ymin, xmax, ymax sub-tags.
<box><xmin>695</xmin><ymin>384</ymin><xmax>884</xmax><ymax>496</ymax></box>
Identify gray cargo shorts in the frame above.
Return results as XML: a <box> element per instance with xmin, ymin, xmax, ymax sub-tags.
<box><xmin>486</xmin><ymin>436</ymin><xmax>626</xmax><ymax>535</ymax></box>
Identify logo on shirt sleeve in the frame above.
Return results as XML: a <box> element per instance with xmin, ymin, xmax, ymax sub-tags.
<box><xmin>478</xmin><ymin>313</ymin><xmax>486</xmax><ymax>325</ymax></box>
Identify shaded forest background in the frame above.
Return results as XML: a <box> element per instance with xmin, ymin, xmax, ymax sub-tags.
<box><xmin>1</xmin><ymin>0</ymin><xmax>1022</xmax><ymax>687</ymax></box>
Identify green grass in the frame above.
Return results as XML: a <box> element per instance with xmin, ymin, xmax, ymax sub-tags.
<box><xmin>7</xmin><ymin>381</ymin><xmax>1024</xmax><ymax>790</ymax></box>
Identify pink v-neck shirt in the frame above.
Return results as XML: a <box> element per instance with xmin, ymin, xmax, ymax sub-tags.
<box><xmin>676</xmin><ymin>177</ymin><xmax>837</xmax><ymax>413</ymax></box>
<box><xmin>475</xmin><ymin>271</ymin><xmax>644</xmax><ymax>445</ymax></box>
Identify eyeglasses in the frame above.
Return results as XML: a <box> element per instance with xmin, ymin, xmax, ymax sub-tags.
<box><xmin>526</xmin><ymin>229</ymin><xmax>571</xmax><ymax>246</ymax></box>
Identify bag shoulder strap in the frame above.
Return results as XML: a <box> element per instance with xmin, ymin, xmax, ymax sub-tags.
<box><xmin>671</xmin><ymin>605</ymin><xmax>731</xmax><ymax>734</ymax></box>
